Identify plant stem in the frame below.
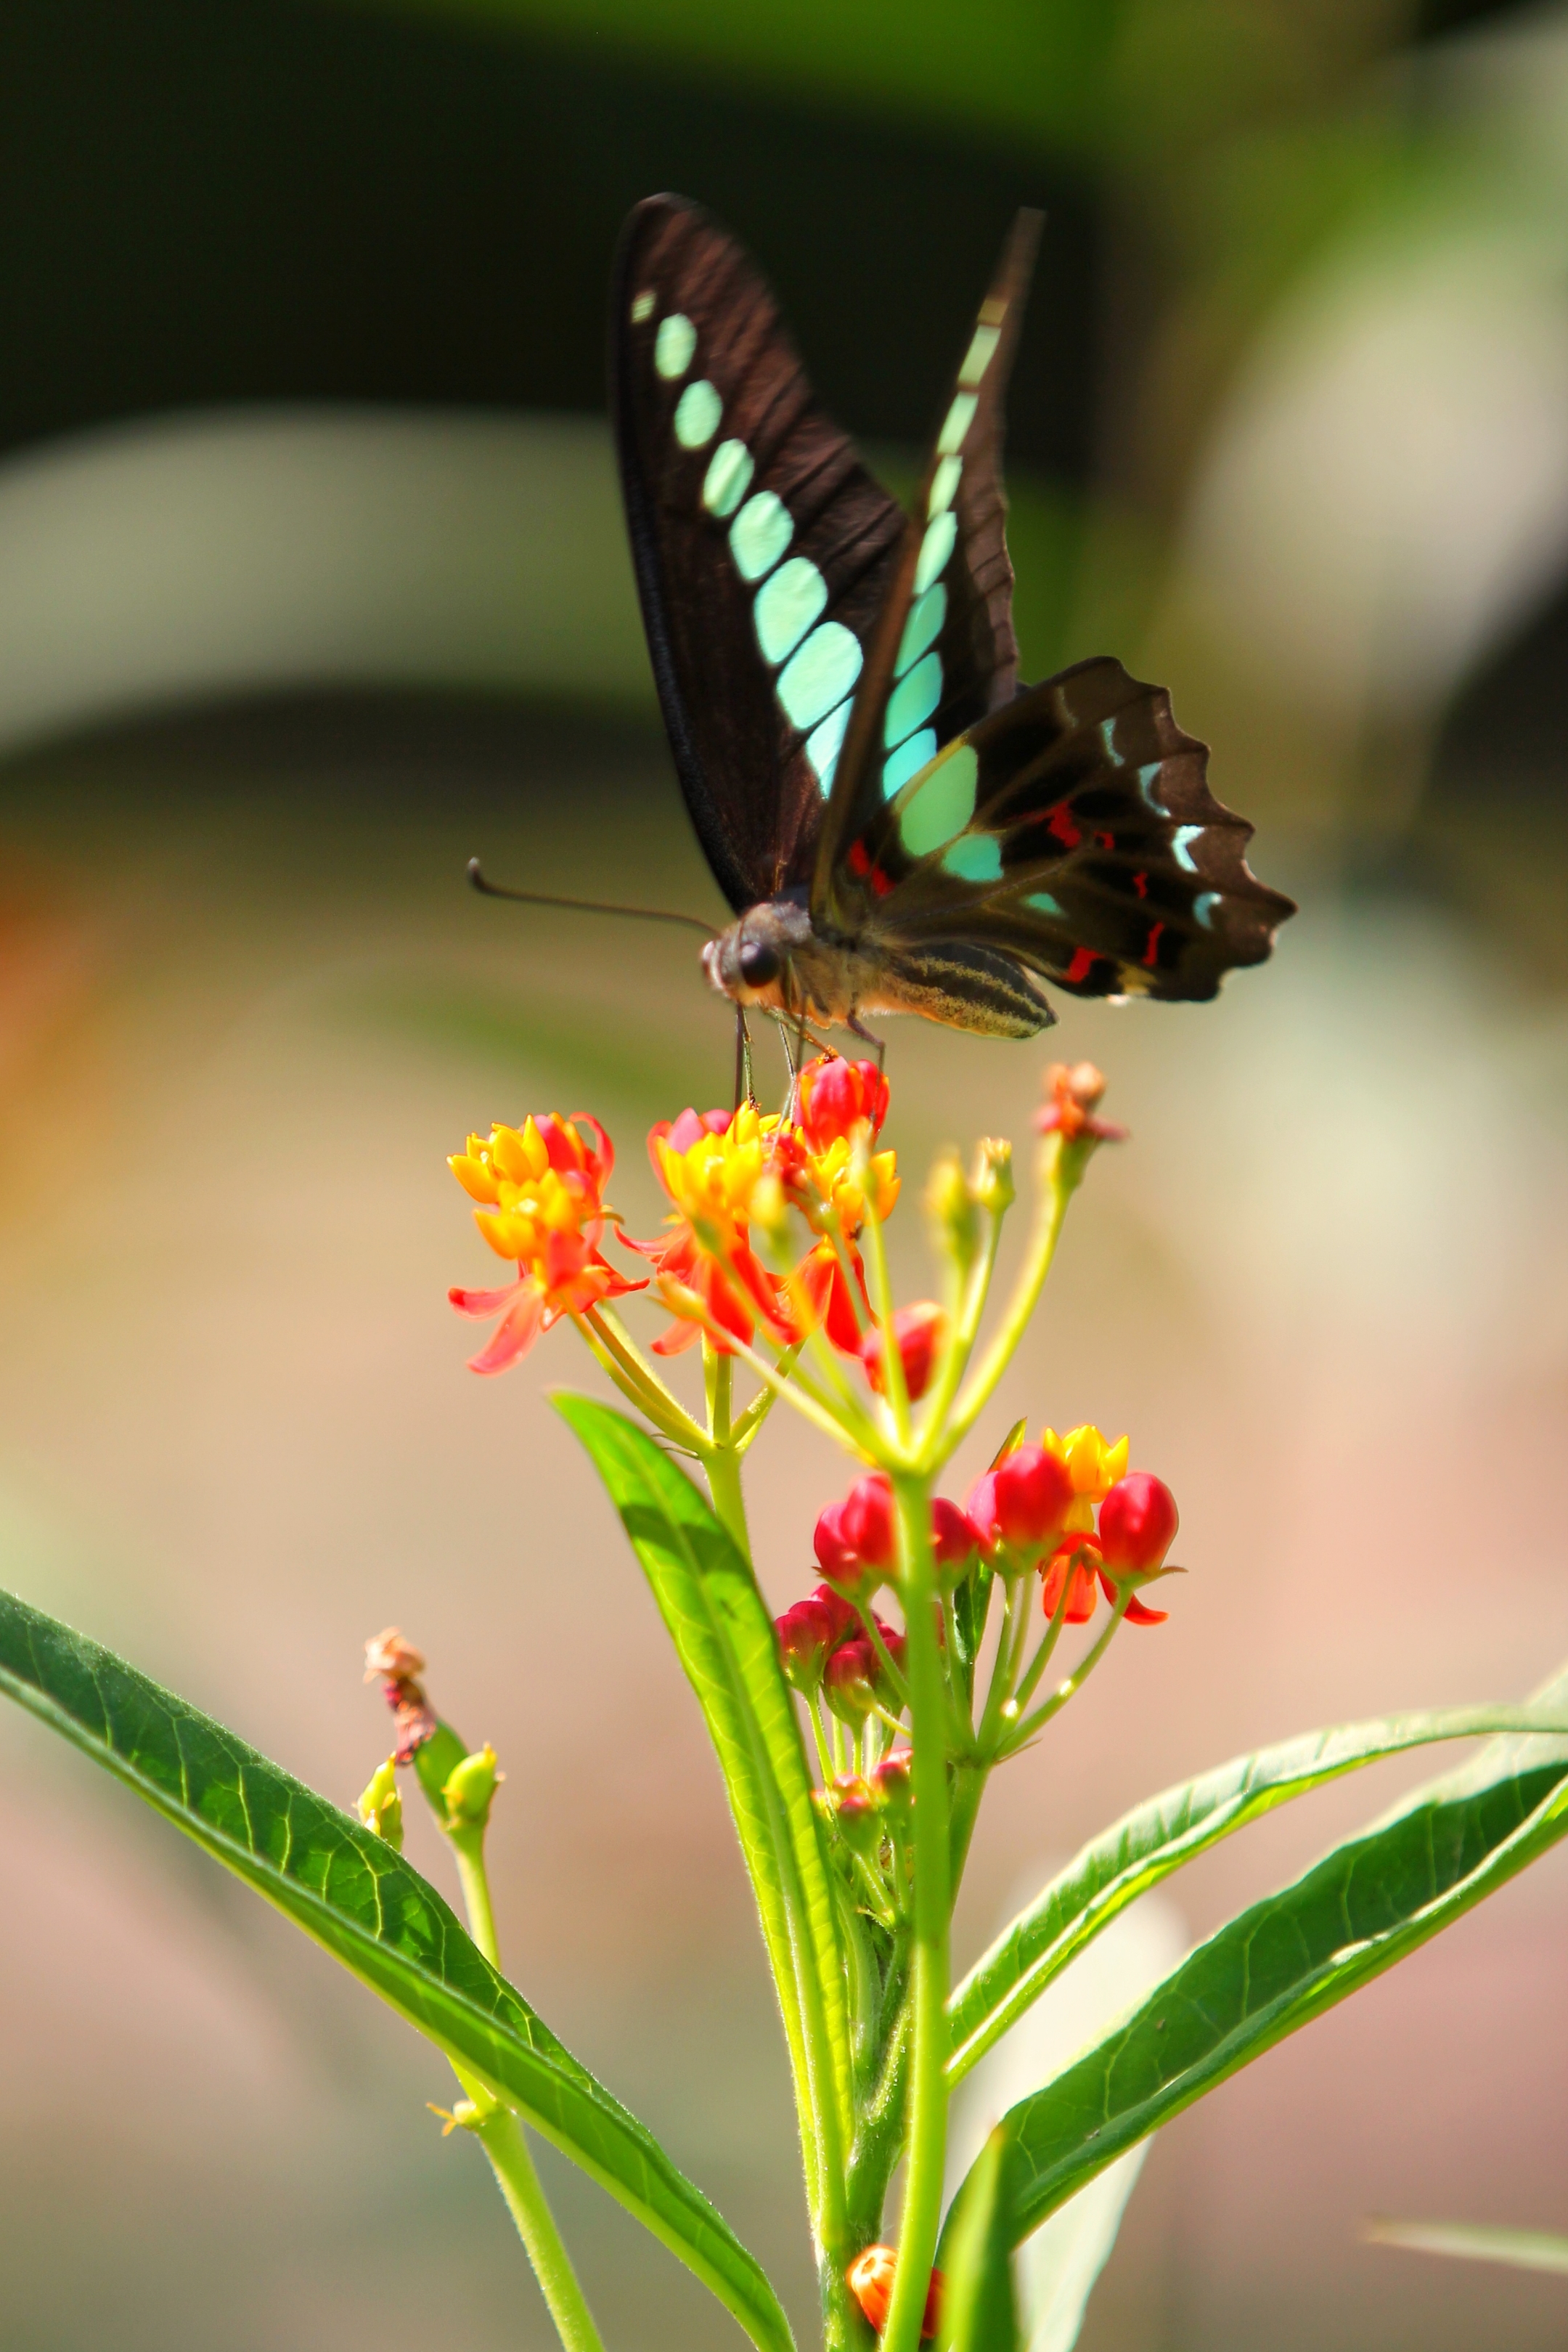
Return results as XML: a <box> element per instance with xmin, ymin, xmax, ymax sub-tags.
<box><xmin>702</xmin><ymin>1346</ymin><xmax>751</xmax><ymax>1557</ymax></box>
<box><xmin>880</xmin><ymin>1475</ymin><xmax>950</xmax><ymax>2352</ymax></box>
<box><xmin>470</xmin><ymin>2101</ymin><xmax>608</xmax><ymax>2352</ymax></box>
<box><xmin>1004</xmin><ymin>1590</ymin><xmax>1131</xmax><ymax>1753</ymax></box>
<box><xmin>942</xmin><ymin>1134</ymin><xmax>1081</xmax><ymax>1457</ymax></box>
<box><xmin>446</xmin><ymin>1828</ymin><xmax>604</xmax><ymax>2352</ymax></box>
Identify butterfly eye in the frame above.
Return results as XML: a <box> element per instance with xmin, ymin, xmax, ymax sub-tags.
<box><xmin>738</xmin><ymin>939</ymin><xmax>781</xmax><ymax>987</ymax></box>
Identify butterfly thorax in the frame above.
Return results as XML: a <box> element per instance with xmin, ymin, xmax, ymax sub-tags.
<box><xmin>702</xmin><ymin>895</ymin><xmax>867</xmax><ymax>1025</ymax></box>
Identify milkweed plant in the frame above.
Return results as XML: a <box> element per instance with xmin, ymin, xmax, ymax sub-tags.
<box><xmin>3</xmin><ymin>1053</ymin><xmax>1565</xmax><ymax>2352</ymax></box>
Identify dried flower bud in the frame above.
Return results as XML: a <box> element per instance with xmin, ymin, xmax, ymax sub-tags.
<box><xmin>356</xmin><ymin>1755</ymin><xmax>404</xmax><ymax>1850</ymax></box>
<box><xmin>364</xmin><ymin>1627</ymin><xmax>425</xmax><ymax>1682</ymax></box>
<box><xmin>860</xmin><ymin>1303</ymin><xmax>947</xmax><ymax>1403</ymax></box>
<box><xmin>970</xmin><ymin>1135</ymin><xmax>1015</xmax><ymax>1216</ymax></box>
<box><xmin>442</xmin><ymin>1741</ymin><xmax>502</xmax><ymax>1832</ymax></box>
<box><xmin>991</xmin><ymin>1443</ymin><xmax>1074</xmax><ymax>1549</ymax></box>
<box><xmin>846</xmin><ymin>2245</ymin><xmax>942</xmax><ymax>2340</ymax></box>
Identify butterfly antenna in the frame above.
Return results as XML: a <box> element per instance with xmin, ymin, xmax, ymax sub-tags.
<box><xmin>467</xmin><ymin>858</ymin><xmax>715</xmax><ymax>935</ymax></box>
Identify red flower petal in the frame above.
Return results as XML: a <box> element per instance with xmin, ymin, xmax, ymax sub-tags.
<box><xmin>449</xmin><ymin>1277</ymin><xmax>524</xmax><ymax>1318</ymax></box>
<box><xmin>465</xmin><ymin>1285</ymin><xmax>545</xmax><ymax>1375</ymax></box>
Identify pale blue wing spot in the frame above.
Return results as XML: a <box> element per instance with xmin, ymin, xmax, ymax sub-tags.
<box><xmin>895</xmin><ymin>582</ymin><xmax>947</xmax><ymax>678</ymax></box>
<box><xmin>915</xmin><ymin>510</ymin><xmax>958</xmax><ymax>595</ymax></box>
<box><xmin>899</xmin><ymin>742</ymin><xmax>979</xmax><ymax>857</ymax></box>
<box><xmin>1137</xmin><ymin>761</ymin><xmax>1169</xmax><ymax>816</ymax></box>
<box><xmin>730</xmin><ymin>492</ymin><xmax>793</xmax><ymax>582</ymax></box>
<box><xmin>777</xmin><ymin>623</ymin><xmax>862</xmax><ymax>731</ymax></box>
<box><xmin>655</xmin><ymin>313</ymin><xmax>696</xmax><ymax>379</ymax></box>
<box><xmin>884</xmin><ymin>650</ymin><xmax>942</xmax><ymax>748</ymax></box>
<box><xmin>1193</xmin><ymin>890</ymin><xmax>1220</xmax><ymax>929</ymax></box>
<box><xmin>928</xmin><ymin>455</ymin><xmax>963</xmax><ymax>518</ymax></box>
<box><xmin>702</xmin><ymin>439</ymin><xmax>754</xmax><ymax>518</ymax></box>
<box><xmin>1024</xmin><ymin>890</ymin><xmax>1064</xmax><ymax>916</ymax></box>
<box><xmin>1172</xmin><ymin>824</ymin><xmax>1204</xmax><ymax>872</ymax></box>
<box><xmin>674</xmin><ymin>380</ymin><xmax>722</xmax><ymax>450</ymax></box>
<box><xmin>754</xmin><ymin>557</ymin><xmax>828</xmax><ymax>665</ymax></box>
<box><xmin>1099</xmin><ymin>719</ymin><xmax>1119</xmax><ymax>757</ymax></box>
<box><xmin>630</xmin><ymin>290</ymin><xmax>656</xmax><ymax>325</ymax></box>
<box><xmin>958</xmin><ymin>323</ymin><xmax>1001</xmax><ymax>387</ymax></box>
<box><xmin>943</xmin><ymin>834</ymin><xmax>1004</xmax><ymax>882</ymax></box>
<box><xmin>807</xmin><ymin>701</ymin><xmax>852</xmax><ymax>797</ymax></box>
<box><xmin>881</xmin><ymin>729</ymin><xmax>937</xmax><ymax>799</ymax></box>
<box><xmin>937</xmin><ymin>392</ymin><xmax>978</xmax><ymax>455</ymax></box>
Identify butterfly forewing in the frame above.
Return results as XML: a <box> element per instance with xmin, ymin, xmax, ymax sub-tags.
<box><xmin>849</xmin><ymin>658</ymin><xmax>1294</xmax><ymax>1001</ymax></box>
<box><xmin>812</xmin><ymin>209</ymin><xmax>1042</xmax><ymax>933</ymax></box>
<box><xmin>613</xmin><ymin>195</ymin><xmax>906</xmax><ymax>912</ymax></box>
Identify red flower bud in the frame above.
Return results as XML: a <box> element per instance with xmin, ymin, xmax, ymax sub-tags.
<box><xmin>799</xmin><ymin>1056</ymin><xmax>889</xmax><ymax>1150</ymax></box>
<box><xmin>841</xmin><ymin>1473</ymin><xmax>897</xmax><ymax>1570</ymax></box>
<box><xmin>846</xmin><ymin>2245</ymin><xmax>942</xmax><ymax>2340</ymax></box>
<box><xmin>931</xmin><ymin>1496</ymin><xmax>982</xmax><ymax>1571</ymax></box>
<box><xmin>872</xmin><ymin>1746</ymin><xmax>914</xmax><ymax>1812</ymax></box>
<box><xmin>1098</xmin><ymin>1473</ymin><xmax>1179</xmax><ymax>1576</ymax></box>
<box><xmin>859</xmin><ymin>1302</ymin><xmax>947</xmax><ymax>1402</ymax></box>
<box><xmin>813</xmin><ymin>1498</ymin><xmax>857</xmax><ymax>1583</ymax></box>
<box><xmin>964</xmin><ymin>1469</ymin><xmax>1002</xmax><ymax>1548</ymax></box>
<box><xmin>811</xmin><ymin>1583</ymin><xmax>861</xmax><ymax>1644</ymax></box>
<box><xmin>775</xmin><ymin>1598</ymin><xmax>841</xmax><ymax>1693</ymax></box>
<box><xmin>823</xmin><ymin>1637</ymin><xmax>880</xmax><ymax>1723</ymax></box>
<box><xmin>991</xmin><ymin>1443</ymin><xmax>1074</xmax><ymax>1547</ymax></box>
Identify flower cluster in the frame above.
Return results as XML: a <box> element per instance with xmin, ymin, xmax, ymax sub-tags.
<box><xmin>968</xmin><ymin>1426</ymin><xmax>1179</xmax><ymax>1625</ymax></box>
<box><xmin>447</xmin><ymin>1114</ymin><xmax>643</xmax><ymax>1373</ymax></box>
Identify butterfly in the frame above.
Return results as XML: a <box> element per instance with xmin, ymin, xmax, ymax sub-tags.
<box><xmin>612</xmin><ymin>193</ymin><xmax>1294</xmax><ymax>1052</ymax></box>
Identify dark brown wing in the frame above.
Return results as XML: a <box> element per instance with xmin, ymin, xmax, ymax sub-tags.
<box><xmin>612</xmin><ymin>195</ymin><xmax>906</xmax><ymax>912</ymax></box>
<box><xmin>812</xmin><ymin>209</ymin><xmax>1042</xmax><ymax>932</ymax></box>
<box><xmin>842</xmin><ymin>658</ymin><xmax>1296</xmax><ymax>1002</ymax></box>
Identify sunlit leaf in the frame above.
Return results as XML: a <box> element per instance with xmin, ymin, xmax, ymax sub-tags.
<box><xmin>557</xmin><ymin>1394</ymin><xmax>854</xmax><ymax>2231</ymax></box>
<box><xmin>948</xmin><ymin>1701</ymin><xmax>1568</xmax><ymax>2084</ymax></box>
<box><xmin>1364</xmin><ymin>2220</ymin><xmax>1568</xmax><ymax>2276</ymax></box>
<box><xmin>942</xmin><ymin>1682</ymin><xmax>1568</xmax><ymax>2252</ymax></box>
<box><xmin>939</xmin><ymin>2128</ymin><xmax>1019</xmax><ymax>2352</ymax></box>
<box><xmin>0</xmin><ymin>1583</ymin><xmax>796</xmax><ymax>2352</ymax></box>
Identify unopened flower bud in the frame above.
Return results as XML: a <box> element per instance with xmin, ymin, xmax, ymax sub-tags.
<box><xmin>846</xmin><ymin>2245</ymin><xmax>942</xmax><ymax>2340</ymax></box>
<box><xmin>799</xmin><ymin>1056</ymin><xmax>889</xmax><ymax>1149</ymax></box>
<box><xmin>442</xmin><ymin>1741</ymin><xmax>502</xmax><ymax>1832</ymax></box>
<box><xmin>924</xmin><ymin>1148</ymin><xmax>978</xmax><ymax>1267</ymax></box>
<box><xmin>971</xmin><ymin>1136</ymin><xmax>1015</xmax><ymax>1216</ymax></box>
<box><xmin>356</xmin><ymin>1754</ymin><xmax>404</xmax><ymax>1850</ymax></box>
<box><xmin>1098</xmin><ymin>1473</ymin><xmax>1179</xmax><ymax>1576</ymax></box>
<box><xmin>776</xmin><ymin>1598</ymin><xmax>842</xmax><ymax>1694</ymax></box>
<box><xmin>826</xmin><ymin>1772</ymin><xmax>883</xmax><ymax>1857</ymax></box>
<box><xmin>838</xmin><ymin>1474</ymin><xmax>897</xmax><ymax>1574</ymax></box>
<box><xmin>1037</xmin><ymin>1060</ymin><xmax>1127</xmax><ymax>1144</ymax></box>
<box><xmin>823</xmin><ymin>1637</ymin><xmax>880</xmax><ymax>1723</ymax></box>
<box><xmin>872</xmin><ymin>1746</ymin><xmax>914</xmax><ymax>1815</ymax></box>
<box><xmin>931</xmin><ymin>1496</ymin><xmax>982</xmax><ymax>1576</ymax></box>
<box><xmin>992</xmin><ymin>1443</ymin><xmax>1074</xmax><ymax>1549</ymax></box>
<box><xmin>860</xmin><ymin>1302</ymin><xmax>947</xmax><ymax>1403</ymax></box>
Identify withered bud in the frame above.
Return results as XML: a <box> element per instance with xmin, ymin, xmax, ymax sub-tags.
<box><xmin>364</xmin><ymin>1627</ymin><xmax>425</xmax><ymax>1682</ymax></box>
<box><xmin>391</xmin><ymin>1695</ymin><xmax>437</xmax><ymax>1765</ymax></box>
<box><xmin>356</xmin><ymin>1754</ymin><xmax>404</xmax><ymax>1850</ymax></box>
<box><xmin>970</xmin><ymin>1136</ymin><xmax>1015</xmax><ymax>1216</ymax></box>
<box><xmin>923</xmin><ymin>1148</ymin><xmax>977</xmax><ymax>1266</ymax></box>
<box><xmin>1037</xmin><ymin>1062</ymin><xmax>1127</xmax><ymax>1144</ymax></box>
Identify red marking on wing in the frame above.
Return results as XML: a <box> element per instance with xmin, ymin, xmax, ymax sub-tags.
<box><xmin>869</xmin><ymin>864</ymin><xmax>895</xmax><ymax>898</ymax></box>
<box><xmin>1132</xmin><ymin>871</ymin><xmax>1148</xmax><ymax>899</ymax></box>
<box><xmin>1140</xmin><ymin>921</ymin><xmax>1165</xmax><ymax>969</ymax></box>
<box><xmin>847</xmin><ymin>839</ymin><xmax>871</xmax><ymax>879</ymax></box>
<box><xmin>1047</xmin><ymin>804</ymin><xmax>1082</xmax><ymax>848</ymax></box>
<box><xmin>1096</xmin><ymin>830</ymin><xmax>1114</xmax><ymax>851</ymax></box>
<box><xmin>1064</xmin><ymin>945</ymin><xmax>1096</xmax><ymax>985</ymax></box>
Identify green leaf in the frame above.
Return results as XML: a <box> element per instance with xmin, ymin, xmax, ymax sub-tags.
<box><xmin>948</xmin><ymin>1702</ymin><xmax>1568</xmax><ymax>2084</ymax></box>
<box><xmin>1363</xmin><ymin>2221</ymin><xmax>1568</xmax><ymax>2276</ymax></box>
<box><xmin>557</xmin><ymin>1394</ymin><xmax>854</xmax><ymax>2236</ymax></box>
<box><xmin>0</xmin><ymin>1584</ymin><xmax>795</xmax><ymax>2352</ymax></box>
<box><xmin>938</xmin><ymin>2128</ymin><xmax>1019</xmax><ymax>2352</ymax></box>
<box><xmin>942</xmin><ymin>1682</ymin><xmax>1568</xmax><ymax>2254</ymax></box>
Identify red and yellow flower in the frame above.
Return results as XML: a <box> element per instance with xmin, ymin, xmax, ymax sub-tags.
<box><xmin>447</xmin><ymin>1113</ymin><xmax>643</xmax><ymax>1374</ymax></box>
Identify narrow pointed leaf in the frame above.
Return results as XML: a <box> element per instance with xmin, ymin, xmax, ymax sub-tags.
<box><xmin>942</xmin><ymin>1682</ymin><xmax>1568</xmax><ymax>2253</ymax></box>
<box><xmin>948</xmin><ymin>1701</ymin><xmax>1568</xmax><ymax>2084</ymax></box>
<box><xmin>557</xmin><ymin>1393</ymin><xmax>854</xmax><ymax>2231</ymax></box>
<box><xmin>1364</xmin><ymin>2221</ymin><xmax>1568</xmax><ymax>2275</ymax></box>
<box><xmin>0</xmin><ymin>1584</ymin><xmax>795</xmax><ymax>2352</ymax></box>
<box><xmin>939</xmin><ymin>2128</ymin><xmax>1019</xmax><ymax>2352</ymax></box>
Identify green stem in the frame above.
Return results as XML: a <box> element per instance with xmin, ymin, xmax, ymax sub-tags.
<box><xmin>880</xmin><ymin>1476</ymin><xmax>950</xmax><ymax>2352</ymax></box>
<box><xmin>577</xmin><ymin>1308</ymin><xmax>706</xmax><ymax>1452</ymax></box>
<box><xmin>858</xmin><ymin>1187</ymin><xmax>910</xmax><ymax>1446</ymax></box>
<box><xmin>702</xmin><ymin>1347</ymin><xmax>751</xmax><ymax>1557</ymax></box>
<box><xmin>470</xmin><ymin>2102</ymin><xmax>608</xmax><ymax>2352</ymax></box>
<box><xmin>1003</xmin><ymin>1589</ymin><xmax>1130</xmax><ymax>1754</ymax></box>
<box><xmin>446</xmin><ymin>1828</ymin><xmax>604</xmax><ymax>2352</ymax></box>
<box><xmin>912</xmin><ymin>1208</ymin><xmax>1005</xmax><ymax>1462</ymax></box>
<box><xmin>940</xmin><ymin>1135</ymin><xmax>1082</xmax><ymax>1460</ymax></box>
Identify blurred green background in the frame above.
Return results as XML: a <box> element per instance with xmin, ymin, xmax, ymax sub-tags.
<box><xmin>1</xmin><ymin>1</ymin><xmax>1566</xmax><ymax>2347</ymax></box>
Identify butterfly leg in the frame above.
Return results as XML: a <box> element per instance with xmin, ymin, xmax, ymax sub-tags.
<box><xmin>846</xmin><ymin>1011</ymin><xmax>886</xmax><ymax>1075</ymax></box>
<box><xmin>732</xmin><ymin>1007</ymin><xmax>755</xmax><ymax>1112</ymax></box>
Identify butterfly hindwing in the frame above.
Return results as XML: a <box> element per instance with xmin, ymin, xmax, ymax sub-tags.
<box><xmin>846</xmin><ymin>657</ymin><xmax>1295</xmax><ymax>1004</ymax></box>
<box><xmin>613</xmin><ymin>195</ymin><xmax>907</xmax><ymax>913</ymax></box>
